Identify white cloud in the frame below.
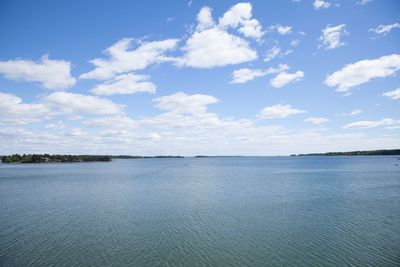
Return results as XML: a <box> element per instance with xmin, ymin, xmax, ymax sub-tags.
<box><xmin>369</xmin><ymin>23</ymin><xmax>400</xmax><ymax>35</ymax></box>
<box><xmin>44</xmin><ymin>92</ymin><xmax>124</xmax><ymax>115</ymax></box>
<box><xmin>0</xmin><ymin>92</ymin><xmax>49</xmax><ymax>124</ymax></box>
<box><xmin>231</xmin><ymin>69</ymin><xmax>266</xmax><ymax>84</ymax></box>
<box><xmin>357</xmin><ymin>0</ymin><xmax>372</xmax><ymax>5</ymax></box>
<box><xmin>84</xmin><ymin>115</ymin><xmax>137</xmax><ymax>129</ymax></box>
<box><xmin>179</xmin><ymin>3</ymin><xmax>263</xmax><ymax>68</ymax></box>
<box><xmin>319</xmin><ymin>24</ymin><xmax>348</xmax><ymax>50</ymax></box>
<box><xmin>325</xmin><ymin>54</ymin><xmax>400</xmax><ymax>92</ymax></box>
<box><xmin>238</xmin><ymin>18</ymin><xmax>264</xmax><ymax>40</ymax></box>
<box><xmin>258</xmin><ymin>104</ymin><xmax>306</xmax><ymax>119</ymax></box>
<box><xmin>231</xmin><ymin>64</ymin><xmax>289</xmax><ymax>84</ymax></box>
<box><xmin>271</xmin><ymin>25</ymin><xmax>292</xmax><ymax>35</ymax></box>
<box><xmin>264</xmin><ymin>45</ymin><xmax>292</xmax><ymax>62</ymax></box>
<box><xmin>349</xmin><ymin>109</ymin><xmax>362</xmax><ymax>116</ymax></box>
<box><xmin>264</xmin><ymin>45</ymin><xmax>281</xmax><ymax>62</ymax></box>
<box><xmin>45</xmin><ymin>121</ymin><xmax>66</xmax><ymax>130</ymax></box>
<box><xmin>153</xmin><ymin>92</ymin><xmax>219</xmax><ymax>114</ymax></box>
<box><xmin>383</xmin><ymin>88</ymin><xmax>400</xmax><ymax>100</ymax></box>
<box><xmin>197</xmin><ymin>7</ymin><xmax>215</xmax><ymax>31</ymax></box>
<box><xmin>80</xmin><ymin>38</ymin><xmax>179</xmax><ymax>80</ymax></box>
<box><xmin>0</xmin><ymin>55</ymin><xmax>76</xmax><ymax>89</ymax></box>
<box><xmin>218</xmin><ymin>3</ymin><xmax>264</xmax><ymax>40</ymax></box>
<box><xmin>304</xmin><ymin>117</ymin><xmax>329</xmax><ymax>125</ymax></box>
<box><xmin>290</xmin><ymin>39</ymin><xmax>300</xmax><ymax>47</ymax></box>
<box><xmin>343</xmin><ymin>118</ymin><xmax>400</xmax><ymax>129</ymax></box>
<box><xmin>270</xmin><ymin>70</ymin><xmax>304</xmax><ymax>88</ymax></box>
<box><xmin>179</xmin><ymin>28</ymin><xmax>257</xmax><ymax>68</ymax></box>
<box><xmin>313</xmin><ymin>0</ymin><xmax>331</xmax><ymax>9</ymax></box>
<box><xmin>90</xmin><ymin>73</ymin><xmax>156</xmax><ymax>95</ymax></box>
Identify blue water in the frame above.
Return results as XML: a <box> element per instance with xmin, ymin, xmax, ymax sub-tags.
<box><xmin>0</xmin><ymin>156</ymin><xmax>399</xmax><ymax>266</ymax></box>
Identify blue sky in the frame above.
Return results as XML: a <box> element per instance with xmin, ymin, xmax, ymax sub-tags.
<box><xmin>0</xmin><ymin>0</ymin><xmax>399</xmax><ymax>155</ymax></box>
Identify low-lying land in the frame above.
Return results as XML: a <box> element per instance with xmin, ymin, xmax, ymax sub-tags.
<box><xmin>294</xmin><ymin>149</ymin><xmax>400</xmax><ymax>156</ymax></box>
<box><xmin>1</xmin><ymin>154</ymin><xmax>112</xmax><ymax>163</ymax></box>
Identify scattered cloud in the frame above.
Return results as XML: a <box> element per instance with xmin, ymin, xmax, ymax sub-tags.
<box><xmin>319</xmin><ymin>24</ymin><xmax>348</xmax><ymax>50</ymax></box>
<box><xmin>349</xmin><ymin>109</ymin><xmax>362</xmax><ymax>116</ymax></box>
<box><xmin>231</xmin><ymin>64</ymin><xmax>289</xmax><ymax>84</ymax></box>
<box><xmin>269</xmin><ymin>24</ymin><xmax>292</xmax><ymax>35</ymax></box>
<box><xmin>84</xmin><ymin>115</ymin><xmax>137</xmax><ymax>129</ymax></box>
<box><xmin>264</xmin><ymin>45</ymin><xmax>292</xmax><ymax>62</ymax></box>
<box><xmin>304</xmin><ymin>117</ymin><xmax>330</xmax><ymax>124</ymax></box>
<box><xmin>258</xmin><ymin>104</ymin><xmax>306</xmax><ymax>119</ymax></box>
<box><xmin>357</xmin><ymin>0</ymin><xmax>372</xmax><ymax>5</ymax></box>
<box><xmin>90</xmin><ymin>73</ymin><xmax>156</xmax><ymax>95</ymax></box>
<box><xmin>325</xmin><ymin>54</ymin><xmax>400</xmax><ymax>92</ymax></box>
<box><xmin>0</xmin><ymin>55</ymin><xmax>76</xmax><ymax>90</ymax></box>
<box><xmin>44</xmin><ymin>92</ymin><xmax>124</xmax><ymax>115</ymax></box>
<box><xmin>270</xmin><ymin>70</ymin><xmax>304</xmax><ymax>88</ymax></box>
<box><xmin>343</xmin><ymin>118</ymin><xmax>400</xmax><ymax>129</ymax></box>
<box><xmin>45</xmin><ymin>121</ymin><xmax>66</xmax><ymax>130</ymax></box>
<box><xmin>153</xmin><ymin>92</ymin><xmax>219</xmax><ymax>114</ymax></box>
<box><xmin>382</xmin><ymin>88</ymin><xmax>400</xmax><ymax>100</ymax></box>
<box><xmin>80</xmin><ymin>38</ymin><xmax>179</xmax><ymax>80</ymax></box>
<box><xmin>290</xmin><ymin>39</ymin><xmax>300</xmax><ymax>47</ymax></box>
<box><xmin>369</xmin><ymin>22</ymin><xmax>400</xmax><ymax>36</ymax></box>
<box><xmin>0</xmin><ymin>92</ymin><xmax>49</xmax><ymax>124</ymax></box>
<box><xmin>313</xmin><ymin>0</ymin><xmax>331</xmax><ymax>9</ymax></box>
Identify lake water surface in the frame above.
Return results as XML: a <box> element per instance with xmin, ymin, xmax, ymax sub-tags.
<box><xmin>1</xmin><ymin>156</ymin><xmax>399</xmax><ymax>266</ymax></box>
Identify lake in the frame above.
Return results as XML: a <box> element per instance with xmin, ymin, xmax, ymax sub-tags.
<box><xmin>0</xmin><ymin>156</ymin><xmax>399</xmax><ymax>266</ymax></box>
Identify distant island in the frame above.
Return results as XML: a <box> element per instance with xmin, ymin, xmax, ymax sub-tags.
<box><xmin>112</xmin><ymin>155</ymin><xmax>184</xmax><ymax>159</ymax></box>
<box><xmin>1</xmin><ymin>154</ymin><xmax>112</xmax><ymax>163</ymax></box>
<box><xmin>294</xmin><ymin>149</ymin><xmax>400</xmax><ymax>156</ymax></box>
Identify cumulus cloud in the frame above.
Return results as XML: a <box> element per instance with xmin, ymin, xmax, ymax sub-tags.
<box><xmin>343</xmin><ymin>118</ymin><xmax>400</xmax><ymax>129</ymax></box>
<box><xmin>218</xmin><ymin>2</ymin><xmax>264</xmax><ymax>39</ymax></box>
<box><xmin>0</xmin><ymin>92</ymin><xmax>49</xmax><ymax>124</ymax></box>
<box><xmin>325</xmin><ymin>54</ymin><xmax>400</xmax><ymax>92</ymax></box>
<box><xmin>231</xmin><ymin>64</ymin><xmax>289</xmax><ymax>84</ymax></box>
<box><xmin>90</xmin><ymin>73</ymin><xmax>156</xmax><ymax>95</ymax></box>
<box><xmin>80</xmin><ymin>38</ymin><xmax>179</xmax><ymax>80</ymax></box>
<box><xmin>179</xmin><ymin>28</ymin><xmax>257</xmax><ymax>68</ymax></box>
<box><xmin>258</xmin><ymin>104</ymin><xmax>306</xmax><ymax>119</ymax></box>
<box><xmin>313</xmin><ymin>0</ymin><xmax>331</xmax><ymax>9</ymax></box>
<box><xmin>382</xmin><ymin>88</ymin><xmax>400</xmax><ymax>100</ymax></box>
<box><xmin>44</xmin><ymin>92</ymin><xmax>124</xmax><ymax>115</ymax></box>
<box><xmin>304</xmin><ymin>117</ymin><xmax>329</xmax><ymax>125</ymax></box>
<box><xmin>197</xmin><ymin>7</ymin><xmax>215</xmax><ymax>31</ymax></box>
<box><xmin>178</xmin><ymin>3</ymin><xmax>262</xmax><ymax>68</ymax></box>
<box><xmin>369</xmin><ymin>22</ymin><xmax>400</xmax><ymax>36</ymax></box>
<box><xmin>270</xmin><ymin>70</ymin><xmax>304</xmax><ymax>88</ymax></box>
<box><xmin>0</xmin><ymin>55</ymin><xmax>76</xmax><ymax>89</ymax></box>
<box><xmin>153</xmin><ymin>92</ymin><xmax>219</xmax><ymax>114</ymax></box>
<box><xmin>319</xmin><ymin>24</ymin><xmax>348</xmax><ymax>50</ymax></box>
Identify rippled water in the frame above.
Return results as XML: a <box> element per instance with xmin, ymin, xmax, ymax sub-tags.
<box><xmin>0</xmin><ymin>156</ymin><xmax>399</xmax><ymax>266</ymax></box>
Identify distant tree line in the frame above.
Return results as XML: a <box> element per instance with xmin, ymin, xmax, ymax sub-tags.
<box><xmin>1</xmin><ymin>154</ymin><xmax>112</xmax><ymax>163</ymax></box>
<box><xmin>112</xmin><ymin>155</ymin><xmax>184</xmax><ymax>159</ymax></box>
<box><xmin>296</xmin><ymin>149</ymin><xmax>400</xmax><ymax>156</ymax></box>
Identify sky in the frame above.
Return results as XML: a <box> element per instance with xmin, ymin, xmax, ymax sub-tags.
<box><xmin>0</xmin><ymin>0</ymin><xmax>399</xmax><ymax>156</ymax></box>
